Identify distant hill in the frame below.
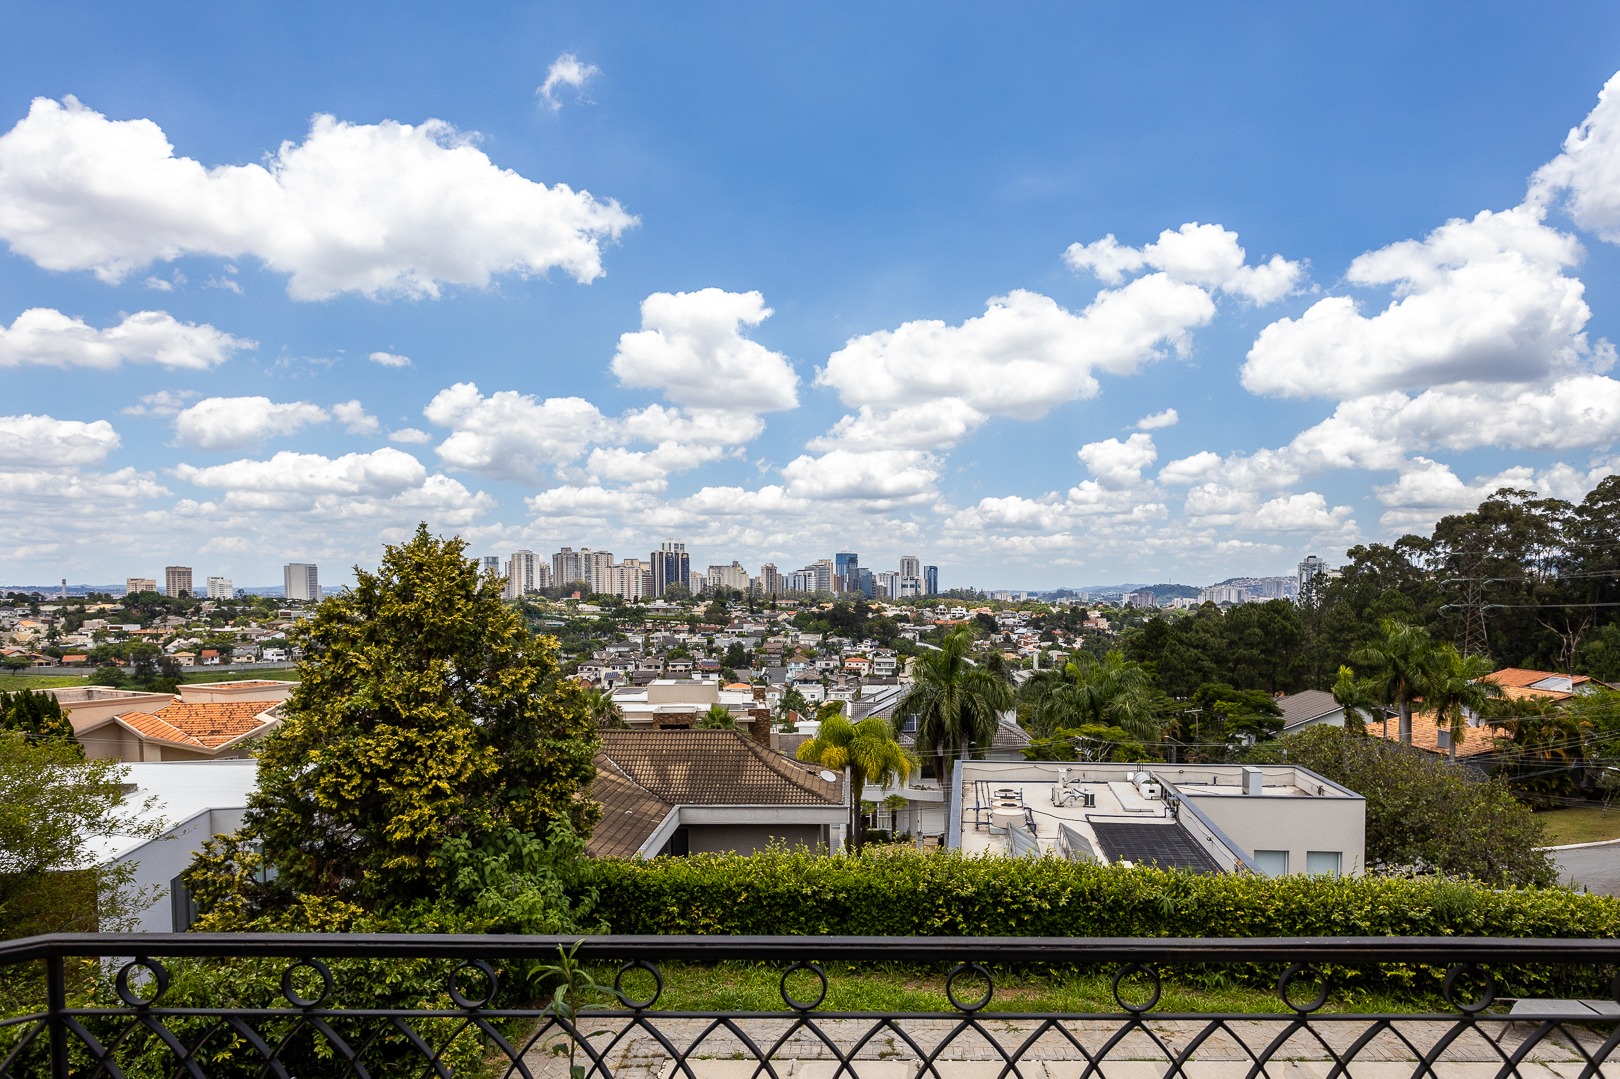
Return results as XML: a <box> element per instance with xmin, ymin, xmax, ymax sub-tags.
<box><xmin>1140</xmin><ymin>583</ymin><xmax>1201</xmax><ymax>599</ymax></box>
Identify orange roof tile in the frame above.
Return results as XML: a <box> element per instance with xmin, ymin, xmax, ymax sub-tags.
<box><xmin>1365</xmin><ymin>709</ymin><xmax>1499</xmax><ymax>758</ymax></box>
<box><xmin>1484</xmin><ymin>668</ymin><xmax>1591</xmax><ymax>690</ymax></box>
<box><xmin>116</xmin><ymin>701</ymin><xmax>276</xmax><ymax>749</ymax></box>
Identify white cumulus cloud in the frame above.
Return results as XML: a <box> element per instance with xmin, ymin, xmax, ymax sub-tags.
<box><xmin>1064</xmin><ymin>222</ymin><xmax>1303</xmax><ymax>304</ymax></box>
<box><xmin>0</xmin><ymin>96</ymin><xmax>636</xmax><ymax>299</ymax></box>
<box><xmin>0</xmin><ymin>414</ymin><xmax>121</xmax><ymax>468</ymax></box>
<box><xmin>173</xmin><ymin>396</ymin><xmax>329</xmax><ymax>450</ymax></box>
<box><xmin>1077</xmin><ymin>433</ymin><xmax>1157</xmax><ymax>489</ymax></box>
<box><xmin>1530</xmin><ymin>70</ymin><xmax>1620</xmax><ymax>242</ymax></box>
<box><xmin>331</xmin><ymin>400</ymin><xmax>379</xmax><ymax>436</ymax></box>
<box><xmin>1135</xmin><ymin>408</ymin><xmax>1179</xmax><ymax>430</ymax></box>
<box><xmin>368</xmin><ymin>351</ymin><xmax>412</xmax><ymax>368</ymax></box>
<box><xmin>611</xmin><ymin>289</ymin><xmax>799</xmax><ymax>413</ymax></box>
<box><xmin>539</xmin><ymin>53</ymin><xmax>601</xmax><ymax>111</ymax></box>
<box><xmin>0</xmin><ymin>307</ymin><xmax>253</xmax><ymax>369</ymax></box>
<box><xmin>424</xmin><ymin>382</ymin><xmax>606</xmax><ymax>482</ymax></box>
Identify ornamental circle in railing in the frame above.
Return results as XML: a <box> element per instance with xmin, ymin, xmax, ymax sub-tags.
<box><xmin>447</xmin><ymin>959</ymin><xmax>499</xmax><ymax>1010</ymax></box>
<box><xmin>114</xmin><ymin>957</ymin><xmax>171</xmax><ymax>1008</ymax></box>
<box><xmin>1277</xmin><ymin>962</ymin><xmax>1330</xmax><ymax>1014</ymax></box>
<box><xmin>1111</xmin><ymin>962</ymin><xmax>1162</xmax><ymax>1014</ymax></box>
<box><xmin>280</xmin><ymin>958</ymin><xmax>334</xmax><ymax>1009</ymax></box>
<box><xmin>614</xmin><ymin>960</ymin><xmax>663</xmax><ymax>1010</ymax></box>
<box><xmin>779</xmin><ymin>962</ymin><xmax>829</xmax><ymax>1012</ymax></box>
<box><xmin>945</xmin><ymin>962</ymin><xmax>994</xmax><ymax>1013</ymax></box>
<box><xmin>1442</xmin><ymin>963</ymin><xmax>1497</xmax><ymax>1015</ymax></box>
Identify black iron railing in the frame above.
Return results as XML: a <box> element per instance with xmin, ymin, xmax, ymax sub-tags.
<box><xmin>3</xmin><ymin>933</ymin><xmax>1619</xmax><ymax>1077</ymax></box>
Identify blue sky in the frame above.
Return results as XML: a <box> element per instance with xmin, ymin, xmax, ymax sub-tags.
<box><xmin>4</xmin><ymin>3</ymin><xmax>1620</xmax><ymax>589</ymax></box>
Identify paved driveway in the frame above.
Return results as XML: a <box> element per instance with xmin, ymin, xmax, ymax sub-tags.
<box><xmin>1553</xmin><ymin>840</ymin><xmax>1620</xmax><ymax>894</ymax></box>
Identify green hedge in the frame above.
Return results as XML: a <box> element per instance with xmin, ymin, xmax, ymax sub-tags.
<box><xmin>589</xmin><ymin>847</ymin><xmax>1619</xmax><ymax>939</ymax></box>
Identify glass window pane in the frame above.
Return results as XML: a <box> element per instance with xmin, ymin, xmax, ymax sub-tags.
<box><xmin>1253</xmin><ymin>849</ymin><xmax>1288</xmax><ymax>877</ymax></box>
<box><xmin>1305</xmin><ymin>850</ymin><xmax>1341</xmax><ymax>877</ymax></box>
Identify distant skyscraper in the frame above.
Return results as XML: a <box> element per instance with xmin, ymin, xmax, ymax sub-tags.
<box><xmin>651</xmin><ymin>542</ymin><xmax>689</xmax><ymax>597</ymax></box>
<box><xmin>1298</xmin><ymin>555</ymin><xmax>1329</xmax><ymax>596</ymax></box>
<box><xmin>283</xmin><ymin>563</ymin><xmax>320</xmax><ymax>602</ymax></box>
<box><xmin>758</xmin><ymin>563</ymin><xmax>783</xmax><ymax>595</ymax></box>
<box><xmin>899</xmin><ymin>555</ymin><xmax>921</xmax><ymax>580</ymax></box>
<box><xmin>480</xmin><ymin>555</ymin><xmax>502</xmax><ymax>578</ymax></box>
<box><xmin>854</xmin><ymin>568</ymin><xmax>876</xmax><ymax>598</ymax></box>
<box><xmin>552</xmin><ymin>547</ymin><xmax>583</xmax><ymax>589</ymax></box>
<box><xmin>125</xmin><ymin>577</ymin><xmax>156</xmax><ymax>595</ymax></box>
<box><xmin>580</xmin><ymin>548</ymin><xmax>614</xmax><ymax>592</ymax></box>
<box><xmin>923</xmin><ymin>565</ymin><xmax>939</xmax><ymax>595</ymax></box>
<box><xmin>835</xmin><ymin>552</ymin><xmax>859</xmax><ymax>592</ymax></box>
<box><xmin>165</xmin><ymin>566</ymin><xmax>193</xmax><ymax>598</ymax></box>
<box><xmin>506</xmin><ymin>550</ymin><xmax>545</xmax><ymax>599</ymax></box>
<box><xmin>206</xmin><ymin>576</ymin><xmax>234</xmax><ymax>600</ymax></box>
<box><xmin>877</xmin><ymin>571</ymin><xmax>900</xmax><ymax>598</ymax></box>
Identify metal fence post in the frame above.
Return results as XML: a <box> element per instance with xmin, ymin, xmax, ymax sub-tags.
<box><xmin>45</xmin><ymin>953</ymin><xmax>69</xmax><ymax>1079</ymax></box>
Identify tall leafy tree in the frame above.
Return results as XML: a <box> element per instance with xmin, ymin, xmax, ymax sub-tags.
<box><xmin>895</xmin><ymin>627</ymin><xmax>1013</xmax><ymax>781</ymax></box>
<box><xmin>0</xmin><ymin>690</ymin><xmax>75</xmax><ymax>744</ymax></box>
<box><xmin>186</xmin><ymin>525</ymin><xmax>600</xmax><ymax>923</ymax></box>
<box><xmin>796</xmin><ymin>714</ymin><xmax>917</xmax><ymax>848</ymax></box>
<box><xmin>1353</xmin><ymin>619</ymin><xmax>1436</xmax><ymax>745</ymax></box>
<box><xmin>1329</xmin><ymin>665</ymin><xmax>1382</xmax><ymax>735</ymax></box>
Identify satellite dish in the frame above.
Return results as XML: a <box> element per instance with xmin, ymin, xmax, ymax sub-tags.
<box><xmin>819</xmin><ymin>770</ymin><xmax>838</xmax><ymax>782</ymax></box>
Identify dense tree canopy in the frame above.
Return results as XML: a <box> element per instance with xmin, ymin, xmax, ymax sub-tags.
<box><xmin>185</xmin><ymin>525</ymin><xmax>601</xmax><ymax>930</ymax></box>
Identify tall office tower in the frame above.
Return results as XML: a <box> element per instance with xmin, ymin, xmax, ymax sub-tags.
<box><xmin>899</xmin><ymin>555</ymin><xmax>921</xmax><ymax>580</ymax></box>
<box><xmin>480</xmin><ymin>555</ymin><xmax>502</xmax><ymax>578</ymax></box>
<box><xmin>580</xmin><ymin>548</ymin><xmax>614</xmax><ymax>592</ymax></box>
<box><xmin>854</xmin><ymin>568</ymin><xmax>876</xmax><ymax>598</ymax></box>
<box><xmin>923</xmin><ymin>565</ymin><xmax>939</xmax><ymax>595</ymax></box>
<box><xmin>283</xmin><ymin>563</ymin><xmax>320</xmax><ymax>601</ymax></box>
<box><xmin>206</xmin><ymin>576</ymin><xmax>234</xmax><ymax>600</ymax></box>
<box><xmin>877</xmin><ymin>571</ymin><xmax>901</xmax><ymax>599</ymax></box>
<box><xmin>899</xmin><ymin>576</ymin><xmax>922</xmax><ymax>598</ymax></box>
<box><xmin>59</xmin><ymin>579</ymin><xmax>67</xmax><ymax>600</ymax></box>
<box><xmin>125</xmin><ymin>577</ymin><xmax>156</xmax><ymax>595</ymax></box>
<box><xmin>165</xmin><ymin>566</ymin><xmax>193</xmax><ymax>598</ymax></box>
<box><xmin>650</xmin><ymin>541</ymin><xmax>689</xmax><ymax>597</ymax></box>
<box><xmin>758</xmin><ymin>563</ymin><xmax>783</xmax><ymax>596</ymax></box>
<box><xmin>835</xmin><ymin>552</ymin><xmax>859</xmax><ymax>592</ymax></box>
<box><xmin>505</xmin><ymin>550</ymin><xmax>545</xmax><ymax>599</ymax></box>
<box><xmin>786</xmin><ymin>568</ymin><xmax>816</xmax><ymax>593</ymax></box>
<box><xmin>552</xmin><ymin>547</ymin><xmax>583</xmax><ymax>588</ymax></box>
<box><xmin>1298</xmin><ymin>554</ymin><xmax>1329</xmax><ymax>595</ymax></box>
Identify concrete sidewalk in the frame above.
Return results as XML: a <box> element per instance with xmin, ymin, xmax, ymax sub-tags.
<box><xmin>519</xmin><ymin>1015</ymin><xmax>1620</xmax><ymax>1077</ymax></box>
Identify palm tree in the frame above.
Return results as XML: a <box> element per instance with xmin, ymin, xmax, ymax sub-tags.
<box><xmin>1353</xmin><ymin>619</ymin><xmax>1435</xmax><ymax>745</ymax></box>
<box><xmin>895</xmin><ymin>627</ymin><xmax>1014</xmax><ymax>783</ymax></box>
<box><xmin>1423</xmin><ymin>644</ymin><xmax>1501</xmax><ymax>762</ymax></box>
<box><xmin>1030</xmin><ymin>650</ymin><xmax>1158</xmax><ymax>742</ymax></box>
<box><xmin>694</xmin><ymin>703</ymin><xmax>737</xmax><ymax>729</ymax></box>
<box><xmin>582</xmin><ymin>685</ymin><xmax>627</xmax><ymax>729</ymax></box>
<box><xmin>1330</xmin><ymin>665</ymin><xmax>1382</xmax><ymax>735</ymax></box>
<box><xmin>796</xmin><ymin>713</ymin><xmax>918</xmax><ymax>848</ymax></box>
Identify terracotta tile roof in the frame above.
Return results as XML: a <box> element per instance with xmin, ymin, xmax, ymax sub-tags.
<box><xmin>116</xmin><ymin>701</ymin><xmax>277</xmax><ymax>749</ymax></box>
<box><xmin>587</xmin><ymin>761</ymin><xmax>674</xmax><ymax>859</ymax></box>
<box><xmin>597</xmin><ymin>730</ymin><xmax>844</xmax><ymax>806</ymax></box>
<box><xmin>1484</xmin><ymin>668</ymin><xmax>1590</xmax><ymax>691</ymax></box>
<box><xmin>1365</xmin><ymin>709</ymin><xmax>1499</xmax><ymax>758</ymax></box>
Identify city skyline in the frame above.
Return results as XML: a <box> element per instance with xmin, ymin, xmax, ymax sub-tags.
<box><xmin>3</xmin><ymin>7</ymin><xmax>1620</xmax><ymax>587</ymax></box>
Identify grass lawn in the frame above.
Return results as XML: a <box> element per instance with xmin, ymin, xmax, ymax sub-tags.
<box><xmin>580</xmin><ymin>962</ymin><xmax>1431</xmax><ymax>1015</ymax></box>
<box><xmin>1537</xmin><ymin>805</ymin><xmax>1620</xmax><ymax>846</ymax></box>
<box><xmin>181</xmin><ymin>668</ymin><xmax>298</xmax><ymax>684</ymax></box>
<box><xmin>0</xmin><ymin>673</ymin><xmax>94</xmax><ymax>690</ymax></box>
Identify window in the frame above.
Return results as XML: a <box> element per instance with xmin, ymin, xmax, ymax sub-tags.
<box><xmin>1305</xmin><ymin>850</ymin><xmax>1342</xmax><ymax>877</ymax></box>
<box><xmin>1253</xmin><ymin>849</ymin><xmax>1289</xmax><ymax>878</ymax></box>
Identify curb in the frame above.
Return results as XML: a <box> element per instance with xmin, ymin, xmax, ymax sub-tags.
<box><xmin>1541</xmin><ymin>837</ymin><xmax>1620</xmax><ymax>851</ymax></box>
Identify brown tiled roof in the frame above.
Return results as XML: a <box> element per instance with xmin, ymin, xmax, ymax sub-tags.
<box><xmin>587</xmin><ymin>761</ymin><xmax>674</xmax><ymax>859</ymax></box>
<box><xmin>1484</xmin><ymin>668</ymin><xmax>1590</xmax><ymax>691</ymax></box>
<box><xmin>1365</xmin><ymin>709</ymin><xmax>1499</xmax><ymax>758</ymax></box>
<box><xmin>597</xmin><ymin>730</ymin><xmax>844</xmax><ymax>806</ymax></box>
<box><xmin>116</xmin><ymin>701</ymin><xmax>276</xmax><ymax>749</ymax></box>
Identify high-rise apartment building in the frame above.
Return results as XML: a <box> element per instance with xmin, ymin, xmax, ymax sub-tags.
<box><xmin>757</xmin><ymin>563</ymin><xmax>783</xmax><ymax>596</ymax></box>
<box><xmin>580</xmin><ymin>548</ymin><xmax>614</xmax><ymax>593</ymax></box>
<box><xmin>480</xmin><ymin>556</ymin><xmax>502</xmax><ymax>578</ymax></box>
<box><xmin>923</xmin><ymin>565</ymin><xmax>939</xmax><ymax>595</ymax></box>
<box><xmin>650</xmin><ymin>542</ymin><xmax>689</xmax><ymax>597</ymax></box>
<box><xmin>877</xmin><ymin>571</ymin><xmax>901</xmax><ymax>599</ymax></box>
<box><xmin>165</xmin><ymin>566</ymin><xmax>193</xmax><ymax>598</ymax></box>
<box><xmin>705</xmin><ymin>561</ymin><xmax>750</xmax><ymax>593</ymax></box>
<box><xmin>505</xmin><ymin>550</ymin><xmax>546</xmax><ymax>599</ymax></box>
<box><xmin>899</xmin><ymin>555</ymin><xmax>921</xmax><ymax>580</ymax></box>
<box><xmin>125</xmin><ymin>577</ymin><xmax>156</xmax><ymax>595</ymax></box>
<box><xmin>1298</xmin><ymin>555</ymin><xmax>1329</xmax><ymax>596</ymax></box>
<box><xmin>606</xmin><ymin>559</ymin><xmax>652</xmax><ymax>601</ymax></box>
<box><xmin>552</xmin><ymin>547</ymin><xmax>583</xmax><ymax>589</ymax></box>
<box><xmin>853</xmin><ymin>568</ymin><xmax>876</xmax><ymax>598</ymax></box>
<box><xmin>283</xmin><ymin>563</ymin><xmax>320</xmax><ymax>602</ymax></box>
<box><xmin>206</xmin><ymin>576</ymin><xmax>234</xmax><ymax>600</ymax></box>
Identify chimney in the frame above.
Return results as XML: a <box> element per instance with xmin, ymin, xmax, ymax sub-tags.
<box><xmin>752</xmin><ymin>686</ymin><xmax>768</xmax><ymax>703</ymax></box>
<box><xmin>1242</xmin><ymin>766</ymin><xmax>1263</xmax><ymax>796</ymax></box>
<box><xmin>748</xmin><ymin>707</ymin><xmax>772</xmax><ymax>746</ymax></box>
